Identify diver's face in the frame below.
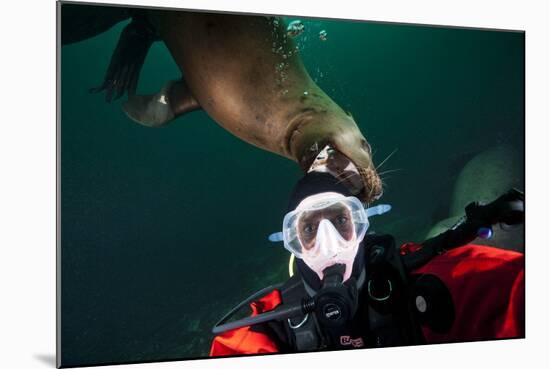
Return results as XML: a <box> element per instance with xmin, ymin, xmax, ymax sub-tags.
<box><xmin>290</xmin><ymin>192</ymin><xmax>364</xmax><ymax>282</ymax></box>
<box><xmin>297</xmin><ymin>203</ymin><xmax>354</xmax><ymax>252</ymax></box>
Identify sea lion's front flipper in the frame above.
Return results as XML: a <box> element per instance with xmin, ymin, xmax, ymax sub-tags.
<box><xmin>123</xmin><ymin>79</ymin><xmax>201</xmax><ymax>127</ymax></box>
<box><xmin>90</xmin><ymin>15</ymin><xmax>159</xmax><ymax>102</ymax></box>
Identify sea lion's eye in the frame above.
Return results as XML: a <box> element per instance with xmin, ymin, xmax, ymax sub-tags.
<box><xmin>361</xmin><ymin>139</ymin><xmax>372</xmax><ymax>154</ymax></box>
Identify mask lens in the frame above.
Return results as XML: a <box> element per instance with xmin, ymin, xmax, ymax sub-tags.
<box><xmin>297</xmin><ymin>203</ymin><xmax>354</xmax><ymax>252</ymax></box>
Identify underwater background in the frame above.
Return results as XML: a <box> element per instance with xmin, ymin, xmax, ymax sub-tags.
<box><xmin>60</xmin><ymin>3</ymin><xmax>524</xmax><ymax>367</ymax></box>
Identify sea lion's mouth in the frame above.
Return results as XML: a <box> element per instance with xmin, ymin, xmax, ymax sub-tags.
<box><xmin>285</xmin><ymin>116</ymin><xmax>328</xmax><ymax>166</ymax></box>
<box><xmin>288</xmin><ymin>116</ymin><xmax>382</xmax><ymax>203</ymax></box>
<box><xmin>308</xmin><ymin>146</ymin><xmax>383</xmax><ymax>203</ymax></box>
<box><xmin>356</xmin><ymin>166</ymin><xmax>383</xmax><ymax>203</ymax></box>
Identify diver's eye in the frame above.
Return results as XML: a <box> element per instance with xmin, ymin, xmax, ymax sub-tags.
<box><xmin>303</xmin><ymin>224</ymin><xmax>316</xmax><ymax>234</ymax></box>
<box><xmin>335</xmin><ymin>215</ymin><xmax>348</xmax><ymax>226</ymax></box>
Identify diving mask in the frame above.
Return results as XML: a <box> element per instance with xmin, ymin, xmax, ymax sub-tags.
<box><xmin>270</xmin><ymin>192</ymin><xmax>390</xmax><ymax>281</ymax></box>
<box><xmin>283</xmin><ymin>193</ymin><xmax>366</xmax><ymax>256</ymax></box>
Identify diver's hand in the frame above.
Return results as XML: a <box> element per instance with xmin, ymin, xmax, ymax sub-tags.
<box><xmin>404</xmin><ymin>188</ymin><xmax>524</xmax><ymax>271</ymax></box>
<box><xmin>90</xmin><ymin>16</ymin><xmax>158</xmax><ymax>102</ymax></box>
<box><xmin>465</xmin><ymin>188</ymin><xmax>524</xmax><ymax>227</ymax></box>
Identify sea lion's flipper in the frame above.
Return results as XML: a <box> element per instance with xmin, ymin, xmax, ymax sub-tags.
<box><xmin>90</xmin><ymin>15</ymin><xmax>159</xmax><ymax>102</ymax></box>
<box><xmin>123</xmin><ymin>79</ymin><xmax>201</xmax><ymax>127</ymax></box>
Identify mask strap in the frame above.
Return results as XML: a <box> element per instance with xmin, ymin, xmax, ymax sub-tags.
<box><xmin>365</xmin><ymin>204</ymin><xmax>392</xmax><ymax>217</ymax></box>
<box><xmin>268</xmin><ymin>232</ymin><xmax>284</xmax><ymax>242</ymax></box>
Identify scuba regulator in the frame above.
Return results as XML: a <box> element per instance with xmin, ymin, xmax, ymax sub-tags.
<box><xmin>306</xmin><ymin>264</ymin><xmax>359</xmax><ymax>328</ymax></box>
<box><xmin>212</xmin><ymin>264</ymin><xmax>359</xmax><ymax>334</ymax></box>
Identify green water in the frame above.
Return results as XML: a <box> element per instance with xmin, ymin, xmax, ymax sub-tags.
<box><xmin>60</xmin><ymin>4</ymin><xmax>524</xmax><ymax>367</ymax></box>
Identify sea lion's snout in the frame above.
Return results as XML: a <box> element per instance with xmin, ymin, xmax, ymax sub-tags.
<box><xmin>306</xmin><ymin>140</ymin><xmax>383</xmax><ymax>204</ymax></box>
<box><xmin>327</xmin><ymin>129</ymin><xmax>383</xmax><ymax>204</ymax></box>
<box><xmin>331</xmin><ymin>149</ymin><xmax>383</xmax><ymax>204</ymax></box>
<box><xmin>292</xmin><ymin>115</ymin><xmax>383</xmax><ymax>204</ymax></box>
<box><xmin>357</xmin><ymin>165</ymin><xmax>383</xmax><ymax>203</ymax></box>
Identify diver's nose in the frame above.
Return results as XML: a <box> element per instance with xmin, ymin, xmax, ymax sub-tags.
<box><xmin>316</xmin><ymin>219</ymin><xmax>340</xmax><ymax>256</ymax></box>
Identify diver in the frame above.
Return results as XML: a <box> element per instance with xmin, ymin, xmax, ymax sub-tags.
<box><xmin>209</xmin><ymin>149</ymin><xmax>525</xmax><ymax>356</ymax></box>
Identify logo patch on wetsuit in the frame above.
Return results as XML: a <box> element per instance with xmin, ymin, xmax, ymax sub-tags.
<box><xmin>340</xmin><ymin>335</ymin><xmax>365</xmax><ymax>348</ymax></box>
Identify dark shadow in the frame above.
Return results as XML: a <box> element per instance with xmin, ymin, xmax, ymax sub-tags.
<box><xmin>33</xmin><ymin>353</ymin><xmax>56</xmax><ymax>367</ymax></box>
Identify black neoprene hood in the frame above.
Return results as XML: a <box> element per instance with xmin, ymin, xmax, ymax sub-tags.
<box><xmin>286</xmin><ymin>172</ymin><xmax>353</xmax><ymax>212</ymax></box>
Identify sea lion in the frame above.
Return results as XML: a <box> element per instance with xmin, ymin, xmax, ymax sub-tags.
<box><xmin>62</xmin><ymin>6</ymin><xmax>383</xmax><ymax>202</ymax></box>
<box><xmin>130</xmin><ymin>11</ymin><xmax>382</xmax><ymax>202</ymax></box>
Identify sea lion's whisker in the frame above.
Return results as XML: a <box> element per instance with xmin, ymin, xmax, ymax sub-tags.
<box><xmin>368</xmin><ymin>183</ymin><xmax>376</xmax><ymax>202</ymax></box>
<box><xmin>375</xmin><ymin>148</ymin><xmax>398</xmax><ymax>170</ymax></box>
<box><xmin>337</xmin><ymin>172</ymin><xmax>357</xmax><ymax>178</ymax></box>
<box><xmin>378</xmin><ymin>168</ymin><xmax>402</xmax><ymax>176</ymax></box>
<box><xmin>335</xmin><ymin>172</ymin><xmax>357</xmax><ymax>184</ymax></box>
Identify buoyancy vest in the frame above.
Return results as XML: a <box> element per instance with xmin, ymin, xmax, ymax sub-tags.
<box><xmin>279</xmin><ymin>234</ymin><xmax>425</xmax><ymax>351</ymax></box>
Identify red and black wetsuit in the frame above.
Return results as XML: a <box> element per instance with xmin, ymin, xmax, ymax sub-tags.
<box><xmin>209</xmin><ymin>242</ymin><xmax>524</xmax><ymax>356</ymax></box>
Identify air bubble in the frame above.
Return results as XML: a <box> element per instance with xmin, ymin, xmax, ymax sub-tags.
<box><xmin>286</xmin><ymin>20</ymin><xmax>305</xmax><ymax>38</ymax></box>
